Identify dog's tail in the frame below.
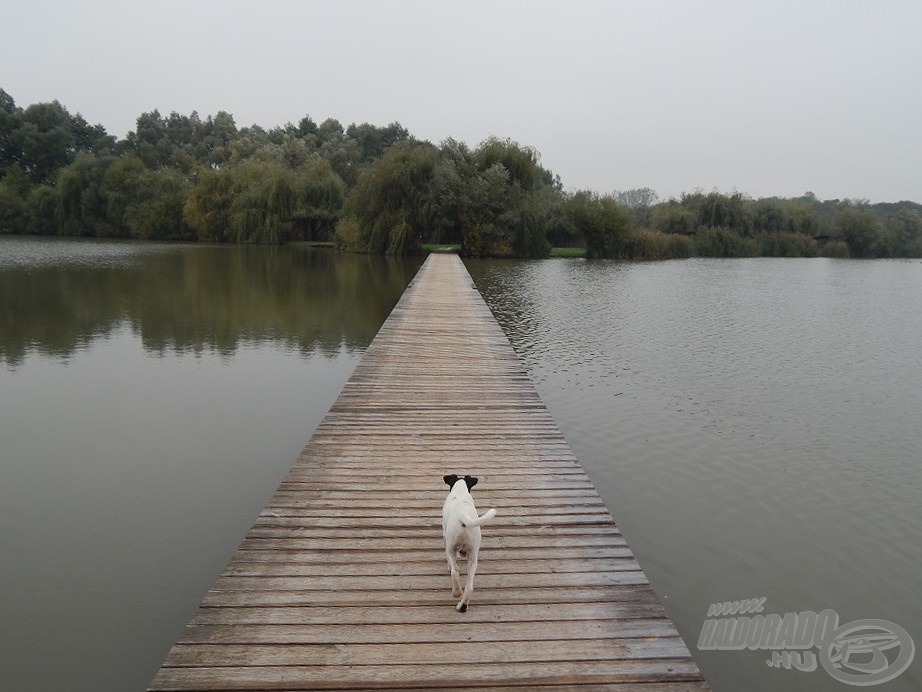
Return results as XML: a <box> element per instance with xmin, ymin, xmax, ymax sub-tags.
<box><xmin>461</xmin><ymin>508</ymin><xmax>497</xmax><ymax>528</ymax></box>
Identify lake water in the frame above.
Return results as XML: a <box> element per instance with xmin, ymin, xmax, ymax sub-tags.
<box><xmin>2</xmin><ymin>239</ymin><xmax>920</xmax><ymax>691</ymax></box>
<box><xmin>0</xmin><ymin>237</ymin><xmax>421</xmax><ymax>692</ymax></box>
<box><xmin>467</xmin><ymin>257</ymin><xmax>922</xmax><ymax>691</ymax></box>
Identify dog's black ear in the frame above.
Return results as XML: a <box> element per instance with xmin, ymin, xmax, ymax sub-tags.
<box><xmin>443</xmin><ymin>474</ymin><xmax>459</xmax><ymax>488</ymax></box>
<box><xmin>464</xmin><ymin>475</ymin><xmax>478</xmax><ymax>490</ymax></box>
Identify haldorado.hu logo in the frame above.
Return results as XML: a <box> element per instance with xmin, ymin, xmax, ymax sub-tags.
<box><xmin>698</xmin><ymin>598</ymin><xmax>915</xmax><ymax>686</ymax></box>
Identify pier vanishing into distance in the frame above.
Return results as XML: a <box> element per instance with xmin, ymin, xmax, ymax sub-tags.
<box><xmin>149</xmin><ymin>252</ymin><xmax>708</xmax><ymax>690</ymax></box>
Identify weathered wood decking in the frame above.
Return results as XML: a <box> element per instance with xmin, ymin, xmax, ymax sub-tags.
<box><xmin>149</xmin><ymin>253</ymin><xmax>708</xmax><ymax>691</ymax></box>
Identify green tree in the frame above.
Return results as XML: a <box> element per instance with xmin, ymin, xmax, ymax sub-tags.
<box><xmin>184</xmin><ymin>167</ymin><xmax>235</xmax><ymax>241</ymax></box>
<box><xmin>693</xmin><ymin>227</ymin><xmax>759</xmax><ymax>257</ymax></box>
<box><xmin>21</xmin><ymin>184</ymin><xmax>60</xmax><ymax>233</ymax></box>
<box><xmin>453</xmin><ymin>138</ymin><xmax>555</xmax><ymax>257</ymax></box>
<box><xmin>565</xmin><ymin>191</ymin><xmax>633</xmax><ymax>258</ymax></box>
<box><xmin>14</xmin><ymin>101</ymin><xmax>82</xmax><ymax>184</ymax></box>
<box><xmin>128</xmin><ymin>110</ymin><xmax>172</xmax><ymax>168</ymax></box>
<box><xmin>474</xmin><ymin>137</ymin><xmax>551</xmax><ymax>190</ymax></box>
<box><xmin>342</xmin><ymin>141</ymin><xmax>441</xmax><ymax>254</ymax></box>
<box><xmin>651</xmin><ymin>200</ymin><xmax>696</xmax><ymax>234</ymax></box>
<box><xmin>0</xmin><ymin>89</ymin><xmax>23</xmax><ymax>176</ymax></box>
<box><xmin>318</xmin><ymin>119</ymin><xmax>361</xmax><ymax>186</ymax></box>
<box><xmin>885</xmin><ymin>209</ymin><xmax>922</xmax><ymax>256</ymax></box>
<box><xmin>614</xmin><ymin>187</ymin><xmax>659</xmax><ymax>227</ymax></box>
<box><xmin>429</xmin><ymin>138</ymin><xmax>551</xmax><ymax>257</ymax></box>
<box><xmin>277</xmin><ymin>135</ymin><xmax>317</xmax><ymax>170</ymax></box>
<box><xmin>201</xmin><ymin>111</ymin><xmax>238</xmax><ymax>168</ymax></box>
<box><xmin>833</xmin><ymin>204</ymin><xmax>885</xmax><ymax>258</ymax></box>
<box><xmin>750</xmin><ymin>198</ymin><xmax>788</xmax><ymax>232</ymax></box>
<box><xmin>102</xmin><ymin>155</ymin><xmax>146</xmax><ymax>227</ymax></box>
<box><xmin>455</xmin><ymin>162</ymin><xmax>524</xmax><ymax>256</ymax></box>
<box><xmin>786</xmin><ymin>202</ymin><xmax>820</xmax><ymax>236</ymax></box>
<box><xmin>0</xmin><ymin>180</ymin><xmax>23</xmax><ymax>232</ymax></box>
<box><xmin>104</xmin><ymin>158</ymin><xmax>192</xmax><ymax>239</ymax></box>
<box><xmin>57</xmin><ymin>154</ymin><xmax>116</xmax><ymax>236</ymax></box>
<box><xmin>346</xmin><ymin>121</ymin><xmax>410</xmax><ymax>164</ymax></box>
<box><xmin>0</xmin><ymin>94</ymin><xmax>112</xmax><ymax>186</ymax></box>
<box><xmin>185</xmin><ymin>158</ymin><xmax>343</xmax><ymax>244</ymax></box>
<box><xmin>685</xmin><ymin>190</ymin><xmax>753</xmax><ymax>235</ymax></box>
<box><xmin>750</xmin><ymin>198</ymin><xmax>820</xmax><ymax>236</ymax></box>
<box><xmin>290</xmin><ymin>158</ymin><xmax>347</xmax><ymax>241</ymax></box>
<box><xmin>228</xmin><ymin>162</ymin><xmax>297</xmax><ymax>243</ymax></box>
<box><xmin>317</xmin><ymin>117</ymin><xmax>345</xmax><ymax>143</ymax></box>
<box><xmin>429</xmin><ymin>138</ymin><xmax>477</xmax><ymax>246</ymax></box>
<box><xmin>296</xmin><ymin>115</ymin><xmax>318</xmax><ymax>138</ymax></box>
<box><xmin>130</xmin><ymin>170</ymin><xmax>191</xmax><ymax>239</ymax></box>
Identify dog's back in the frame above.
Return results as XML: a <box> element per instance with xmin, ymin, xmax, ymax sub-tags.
<box><xmin>442</xmin><ymin>475</ymin><xmax>496</xmax><ymax>535</ymax></box>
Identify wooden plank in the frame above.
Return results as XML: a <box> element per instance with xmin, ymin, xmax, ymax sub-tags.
<box><xmin>163</xmin><ymin>637</ymin><xmax>693</xmax><ymax>667</ymax></box>
<box><xmin>221</xmin><ymin>557</ymin><xmax>644</xmax><ymax>578</ymax></box>
<box><xmin>265</xmin><ymin>489</ymin><xmax>610</xmax><ymax>505</ymax></box>
<box><xmin>174</xmin><ymin>619</ymin><xmax>687</xmax><ymax>648</ymax></box>
<box><xmin>260</xmin><ymin>496</ymin><xmax>607</xmax><ymax>510</ymax></box>
<box><xmin>250</xmin><ymin>513</ymin><xmax>619</xmax><ymax>528</ymax></box>
<box><xmin>229</xmin><ymin>545</ymin><xmax>634</xmax><ymax>563</ymax></box>
<box><xmin>238</xmin><ymin>534</ymin><xmax>629</xmax><ymax>551</ymax></box>
<box><xmin>148</xmin><ymin>253</ymin><xmax>706</xmax><ymax>690</ymax></box>
<box><xmin>187</xmin><ymin>601</ymin><xmax>666</xmax><ymax>627</ymax></box>
<box><xmin>259</xmin><ymin>498</ymin><xmax>609</xmax><ymax>522</ymax></box>
<box><xmin>209</xmin><ymin>571</ymin><xmax>651</xmax><ymax>593</ymax></box>
<box><xmin>244</xmin><ymin>526</ymin><xmax>623</xmax><ymax>540</ymax></box>
<box><xmin>200</xmin><ymin>586</ymin><xmax>663</xmax><ymax>608</ymax></box>
<box><xmin>150</xmin><ymin>659</ymin><xmax>705</xmax><ymax>691</ymax></box>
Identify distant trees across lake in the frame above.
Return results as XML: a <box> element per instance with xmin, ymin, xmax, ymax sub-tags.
<box><xmin>2</xmin><ymin>89</ymin><xmax>920</xmax><ymax>259</ymax></box>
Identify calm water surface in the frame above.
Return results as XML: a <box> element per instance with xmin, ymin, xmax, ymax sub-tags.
<box><xmin>4</xmin><ymin>239</ymin><xmax>920</xmax><ymax>691</ymax></box>
<box><xmin>0</xmin><ymin>237</ymin><xmax>420</xmax><ymax>692</ymax></box>
<box><xmin>467</xmin><ymin>257</ymin><xmax>922</xmax><ymax>692</ymax></box>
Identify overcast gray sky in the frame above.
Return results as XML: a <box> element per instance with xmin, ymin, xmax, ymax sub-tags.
<box><xmin>2</xmin><ymin>0</ymin><xmax>920</xmax><ymax>202</ymax></box>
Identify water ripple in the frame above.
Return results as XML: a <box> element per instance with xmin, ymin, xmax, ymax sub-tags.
<box><xmin>469</xmin><ymin>257</ymin><xmax>922</xmax><ymax>692</ymax></box>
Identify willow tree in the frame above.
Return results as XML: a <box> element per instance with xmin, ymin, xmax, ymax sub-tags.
<box><xmin>56</xmin><ymin>153</ymin><xmax>115</xmax><ymax>236</ymax></box>
<box><xmin>291</xmin><ymin>158</ymin><xmax>347</xmax><ymax>241</ymax></box>
<box><xmin>687</xmin><ymin>191</ymin><xmax>753</xmax><ymax>234</ymax></box>
<box><xmin>431</xmin><ymin>137</ymin><xmax>554</xmax><ymax>257</ymax></box>
<box><xmin>184</xmin><ymin>158</ymin><xmax>346</xmax><ymax>244</ymax></box>
<box><xmin>228</xmin><ymin>163</ymin><xmax>298</xmax><ymax>243</ymax></box>
<box><xmin>184</xmin><ymin>167</ymin><xmax>235</xmax><ymax>241</ymax></box>
<box><xmin>833</xmin><ymin>204</ymin><xmax>886</xmax><ymax>257</ymax></box>
<box><xmin>474</xmin><ymin>137</ymin><xmax>545</xmax><ymax>190</ymax></box>
<box><xmin>565</xmin><ymin>190</ymin><xmax>633</xmax><ymax>259</ymax></box>
<box><xmin>341</xmin><ymin>141</ymin><xmax>440</xmax><ymax>255</ymax></box>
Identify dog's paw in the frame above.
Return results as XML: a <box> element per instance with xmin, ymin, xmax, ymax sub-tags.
<box><xmin>456</xmin><ymin>602</ymin><xmax>468</xmax><ymax>613</ymax></box>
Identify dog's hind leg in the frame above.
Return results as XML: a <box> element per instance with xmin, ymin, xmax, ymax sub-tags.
<box><xmin>456</xmin><ymin>551</ymin><xmax>478</xmax><ymax>613</ymax></box>
<box><xmin>446</xmin><ymin>547</ymin><xmax>462</xmax><ymax>598</ymax></box>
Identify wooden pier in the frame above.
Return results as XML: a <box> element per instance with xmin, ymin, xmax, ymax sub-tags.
<box><xmin>149</xmin><ymin>253</ymin><xmax>708</xmax><ymax>691</ymax></box>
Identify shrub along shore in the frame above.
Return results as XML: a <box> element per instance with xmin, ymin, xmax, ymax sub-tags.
<box><xmin>2</xmin><ymin>89</ymin><xmax>920</xmax><ymax>259</ymax></box>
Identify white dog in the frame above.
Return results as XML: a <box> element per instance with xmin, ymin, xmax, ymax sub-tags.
<box><xmin>442</xmin><ymin>474</ymin><xmax>497</xmax><ymax>612</ymax></box>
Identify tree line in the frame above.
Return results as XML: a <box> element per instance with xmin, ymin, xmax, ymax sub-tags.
<box><xmin>2</xmin><ymin>88</ymin><xmax>920</xmax><ymax>258</ymax></box>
